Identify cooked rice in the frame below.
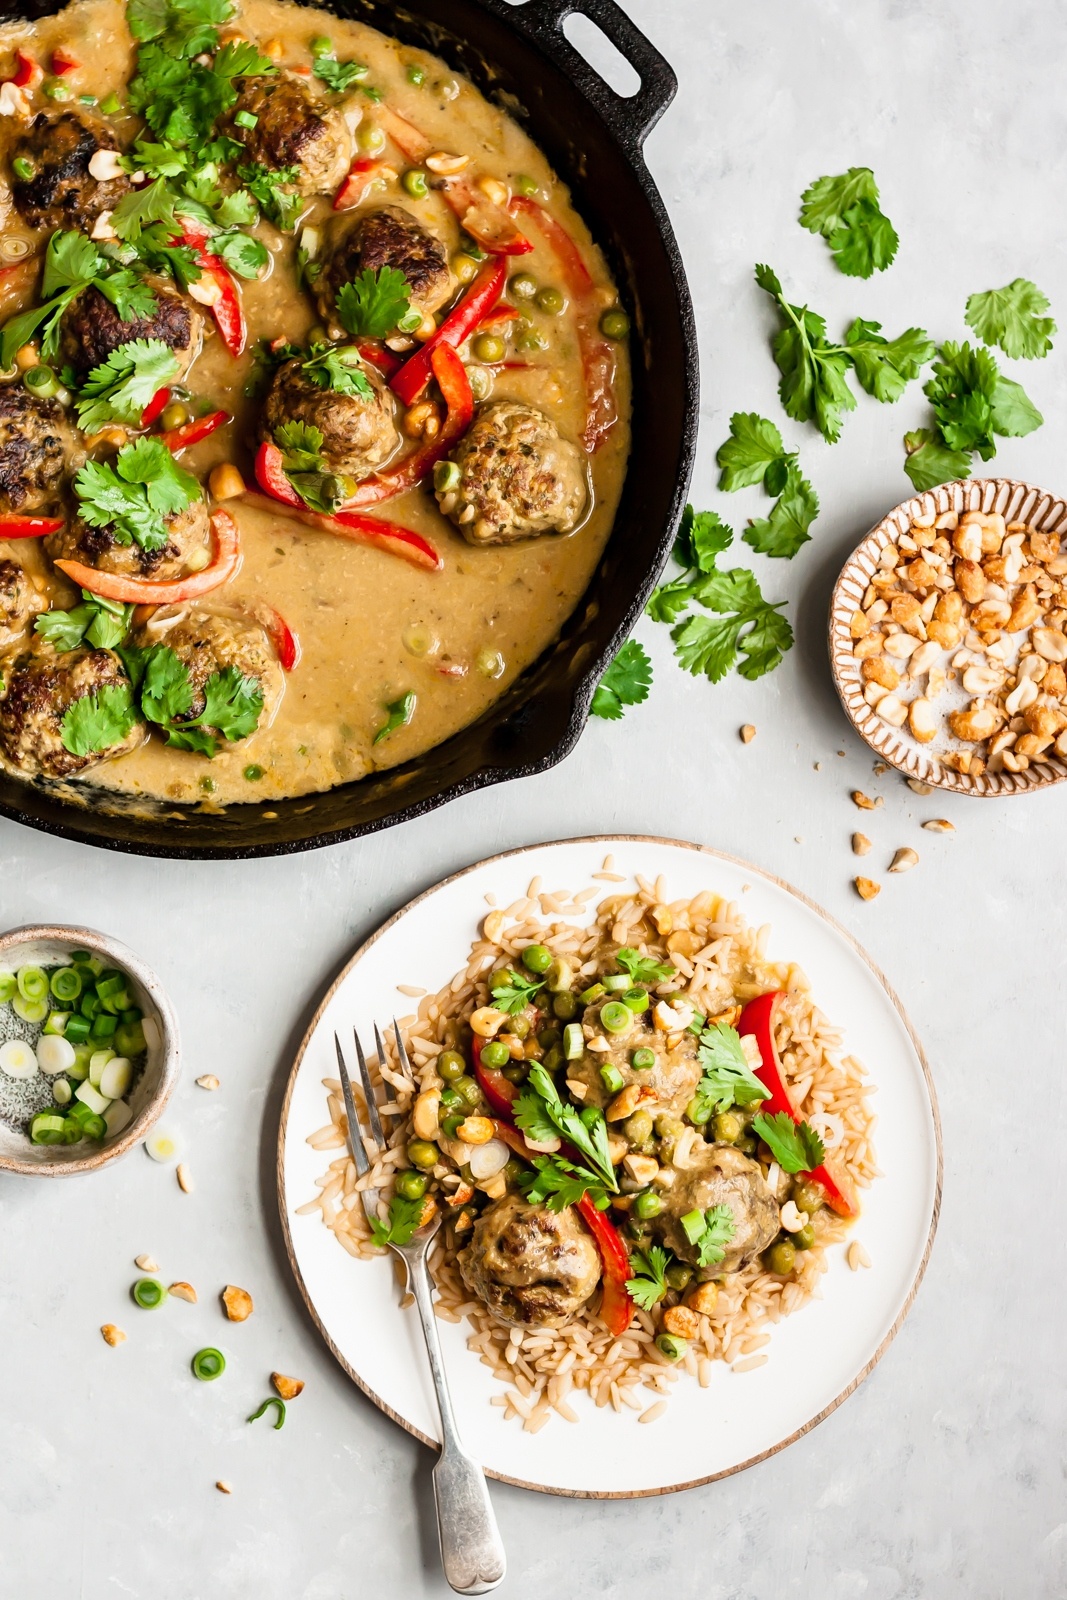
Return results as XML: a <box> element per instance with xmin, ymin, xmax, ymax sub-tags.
<box><xmin>302</xmin><ymin>871</ymin><xmax>879</xmax><ymax>1428</ymax></box>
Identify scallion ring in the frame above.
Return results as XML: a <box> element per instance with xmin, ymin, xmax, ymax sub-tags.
<box><xmin>192</xmin><ymin>1347</ymin><xmax>226</xmax><ymax>1381</ymax></box>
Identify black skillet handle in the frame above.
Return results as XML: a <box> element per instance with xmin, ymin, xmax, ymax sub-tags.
<box><xmin>482</xmin><ymin>0</ymin><xmax>677</xmax><ymax>155</ymax></box>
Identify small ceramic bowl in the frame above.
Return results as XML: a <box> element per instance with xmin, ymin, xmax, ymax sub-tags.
<box><xmin>830</xmin><ymin>476</ymin><xmax>1067</xmax><ymax>796</ymax></box>
<box><xmin>0</xmin><ymin>925</ymin><xmax>180</xmax><ymax>1176</ymax></box>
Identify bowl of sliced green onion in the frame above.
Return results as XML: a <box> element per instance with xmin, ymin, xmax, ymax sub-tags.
<box><xmin>0</xmin><ymin>925</ymin><xmax>179</xmax><ymax>1176</ymax></box>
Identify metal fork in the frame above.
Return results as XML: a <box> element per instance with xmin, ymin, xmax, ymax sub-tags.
<box><xmin>336</xmin><ymin>1023</ymin><xmax>506</xmax><ymax>1597</ymax></box>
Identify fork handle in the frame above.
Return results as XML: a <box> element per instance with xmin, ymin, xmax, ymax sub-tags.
<box><xmin>408</xmin><ymin>1255</ymin><xmax>507</xmax><ymax>1595</ymax></box>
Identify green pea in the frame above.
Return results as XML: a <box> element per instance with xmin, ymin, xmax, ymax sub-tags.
<box><xmin>685</xmin><ymin>1095</ymin><xmax>714</xmax><ymax>1127</ymax></box>
<box><xmin>514</xmin><ymin>174</ymin><xmax>538</xmax><ymax>197</ymax></box>
<box><xmin>508</xmin><ymin>272</ymin><xmax>538</xmax><ymax>300</ymax></box>
<box><xmin>665</xmin><ymin>1263</ymin><xmax>692</xmax><ymax>1291</ymax></box>
<box><xmin>501</xmin><ymin>1062</ymin><xmax>528</xmax><ymax>1084</ymax></box>
<box><xmin>508</xmin><ymin>1014</ymin><xmax>531</xmax><ymax>1040</ymax></box>
<box><xmin>402</xmin><ymin>168</ymin><xmax>429</xmax><ymax>199</ymax></box>
<box><xmin>656</xmin><ymin>1333</ymin><xmax>688</xmax><ymax>1362</ymax></box>
<box><xmin>537</xmin><ymin>1025</ymin><xmax>561</xmax><ymax>1050</ymax></box>
<box><xmin>767</xmin><ymin>1239</ymin><xmax>796</xmax><ymax>1276</ymax></box>
<box><xmin>243</xmin><ymin>764</ymin><xmax>263</xmax><ymax>782</ymax></box>
<box><xmin>521</xmin><ymin>944</ymin><xmax>553</xmax><ymax>975</ymax></box>
<box><xmin>552</xmin><ymin>990</ymin><xmax>578</xmax><ymax>1022</ymax></box>
<box><xmin>791</xmin><ymin>1179</ymin><xmax>826</xmax><ymax>1215</ymax></box>
<box><xmin>654</xmin><ymin>1113</ymin><xmax>684</xmax><ymax>1140</ymax></box>
<box><xmin>793</xmin><ymin>1224</ymin><xmax>815</xmax><ymax>1250</ymax></box>
<box><xmin>451</xmin><ymin>251</ymin><xmax>480</xmax><ymax>285</ymax></box>
<box><xmin>481</xmin><ymin>1039</ymin><xmax>510</xmax><ymax>1069</ymax></box>
<box><xmin>490</xmin><ymin>967</ymin><xmax>514</xmax><ymax>993</ymax></box>
<box><xmin>407</xmin><ymin>1139</ymin><xmax>439</xmax><ymax>1171</ymax></box>
<box><xmin>632</xmin><ymin>1188</ymin><xmax>662</xmax><ymax>1221</ymax></box>
<box><xmin>513</xmin><ymin>325</ymin><xmax>548</xmax><ymax>353</ymax></box>
<box><xmin>622</xmin><ymin>1109</ymin><xmax>653</xmax><ymax>1145</ymax></box>
<box><xmin>600</xmin><ymin>308</ymin><xmax>630</xmax><ymax>340</ymax></box>
<box><xmin>310</xmin><ymin>33</ymin><xmax>333</xmax><ymax>53</ymax></box>
<box><xmin>437</xmin><ymin>1050</ymin><xmax>466</xmax><ymax>1083</ymax></box>
<box><xmin>472</xmin><ymin>332</ymin><xmax>505</xmax><ymax>364</ymax></box>
<box><xmin>503</xmin><ymin>1157</ymin><xmax>526</xmax><ymax>1186</ymax></box>
<box><xmin>535</xmin><ymin>286</ymin><xmax>565</xmax><ymax>315</ymax></box>
<box><xmin>631</xmin><ymin>1047</ymin><xmax>656</xmax><ymax>1071</ymax></box>
<box><xmin>395</xmin><ymin>1168</ymin><xmax>427</xmax><ymax>1200</ymax></box>
<box><xmin>541</xmin><ymin>1044</ymin><xmax>564</xmax><ymax>1073</ymax></box>
<box><xmin>712</xmin><ymin>1111</ymin><xmax>743</xmax><ymax>1144</ymax></box>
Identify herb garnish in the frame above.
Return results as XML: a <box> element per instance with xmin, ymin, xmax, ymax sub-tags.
<box><xmin>60</xmin><ymin>682</ymin><xmax>139</xmax><ymax>757</ymax></box>
<box><xmin>237</xmin><ymin>161</ymin><xmax>303</xmax><ymax>231</ymax></box>
<box><xmin>694</xmin><ymin>1022</ymin><xmax>769</xmax><ymax>1114</ymax></box>
<box><xmin>680</xmin><ymin>1204</ymin><xmax>736</xmax><ymax>1268</ymax></box>
<box><xmin>75</xmin><ymin>339</ymin><xmax>181</xmax><ymax>433</ymax></box>
<box><xmin>300</xmin><ymin>344</ymin><xmax>373</xmax><ymax>399</ymax></box>
<box><xmin>74</xmin><ymin>436</ymin><xmax>200</xmax><ymax>554</ymax></box>
<box><xmin>750</xmin><ymin>1111</ymin><xmax>825</xmax><ymax>1175</ymax></box>
<box><xmin>36</xmin><ymin>591</ymin><xmax>134</xmax><ymax>652</ymax></box>
<box><xmin>487</xmin><ymin>966</ymin><xmax>546</xmax><ymax>1014</ymax></box>
<box><xmin>521</xmin><ymin>1154</ymin><xmax>610</xmax><ymax>1213</ymax></box>
<box><xmin>272</xmin><ymin>420</ymin><xmax>351</xmax><ymax>514</ymax></box>
<box><xmin>337</xmin><ymin>267</ymin><xmax>420</xmax><ymax>340</ymax></box>
<box><xmin>120</xmin><ymin>641</ymin><xmax>263</xmax><ymax>756</ymax></box>
<box><xmin>313</xmin><ymin>53</ymin><xmax>369</xmax><ymax>93</ymax></box>
<box><xmin>625</xmin><ymin>1246</ymin><xmax>671</xmax><ymax>1311</ymax></box>
<box><xmin>373</xmin><ymin>691</ymin><xmax>416</xmax><ymax>745</ymax></box>
<box><xmin>0</xmin><ymin>232</ymin><xmax>158</xmax><ymax>368</ymax></box>
<box><xmin>799</xmin><ymin>167</ymin><xmax>899</xmax><ymax>279</ymax></box>
<box><xmin>369</xmin><ymin>1192</ymin><xmax>426</xmax><ymax>1248</ymax></box>
<box><xmin>716</xmin><ymin>413</ymin><xmax>819</xmax><ymax>559</ymax></box>
<box><xmin>964</xmin><ymin>278</ymin><xmax>1056</xmax><ymax>361</ymax></box>
<box><xmin>514</xmin><ymin>1064</ymin><xmax>618</xmax><ymax>1195</ymax></box>
<box><xmin>614</xmin><ymin>947</ymin><xmax>675</xmax><ymax>986</ymax></box>
<box><xmin>127</xmin><ymin>0</ymin><xmax>275</xmax><ymax>149</ymax></box>
<box><xmin>589</xmin><ymin>639</ymin><xmax>652</xmax><ymax>720</ymax></box>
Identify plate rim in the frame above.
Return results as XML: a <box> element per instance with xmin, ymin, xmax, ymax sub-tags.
<box><xmin>276</xmin><ymin>833</ymin><xmax>944</xmax><ymax>1499</ymax></box>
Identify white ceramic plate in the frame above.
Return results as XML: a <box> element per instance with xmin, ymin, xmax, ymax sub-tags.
<box><xmin>278</xmin><ymin>837</ymin><xmax>941</xmax><ymax>1498</ymax></box>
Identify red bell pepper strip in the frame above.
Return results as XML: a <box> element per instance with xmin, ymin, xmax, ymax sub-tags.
<box><xmin>356</xmin><ymin>339</ymin><xmax>402</xmax><ymax>378</ymax></box>
<box><xmin>158</xmin><ymin>409</ymin><xmax>229</xmax><ymax>454</ymax></box>
<box><xmin>737</xmin><ymin>991</ymin><xmax>859</xmax><ymax>1219</ymax></box>
<box><xmin>252</xmin><ymin>599</ymin><xmax>299</xmax><ymax>671</ymax></box>
<box><xmin>472</xmin><ymin>1039</ymin><xmax>519</xmax><ymax>1118</ymax></box>
<box><xmin>55</xmin><ymin>508</ymin><xmax>241</xmax><ymax>603</ymax></box>
<box><xmin>240</xmin><ymin>489</ymin><xmax>442</xmax><ymax>573</ymax></box>
<box><xmin>346</xmin><ymin>344</ymin><xmax>472</xmax><ymax>508</ymax></box>
<box><xmin>333</xmin><ymin>157</ymin><xmax>381</xmax><ymax>212</ymax></box>
<box><xmin>177</xmin><ymin>222</ymin><xmax>246</xmax><ymax>358</ymax></box>
<box><xmin>575</xmin><ymin>1194</ymin><xmax>634</xmax><ymax>1336</ymax></box>
<box><xmin>0</xmin><ymin>511</ymin><xmax>64</xmax><ymax>539</ymax></box>
<box><xmin>50</xmin><ymin>49</ymin><xmax>78</xmax><ymax>75</ymax></box>
<box><xmin>391</xmin><ymin>258</ymin><xmax>505</xmax><ymax>407</ymax></box>
<box><xmin>441</xmin><ymin>176</ymin><xmax>532</xmax><ymax>256</ymax></box>
<box><xmin>254</xmin><ymin>440</ymin><xmax>303</xmax><ymax>507</ymax></box>
<box><xmin>140</xmin><ymin>387</ymin><xmax>170</xmax><ymax>429</ymax></box>
<box><xmin>374</xmin><ymin>101</ymin><xmax>433</xmax><ymax>164</ymax></box>
<box><xmin>12</xmin><ymin>51</ymin><xmax>42</xmax><ymax>90</ymax></box>
<box><xmin>509</xmin><ymin>195</ymin><xmax>618</xmax><ymax>452</ymax></box>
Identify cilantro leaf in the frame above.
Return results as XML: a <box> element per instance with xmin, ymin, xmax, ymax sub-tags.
<box><xmin>521</xmin><ymin>1154</ymin><xmax>609</xmax><ymax>1213</ymax></box>
<box><xmin>36</xmin><ymin>594</ymin><xmax>133</xmax><ymax>652</ymax></box>
<box><xmin>237</xmin><ymin>162</ymin><xmax>303</xmax><ymax>231</ymax></box>
<box><xmin>43</xmin><ymin>231</ymin><xmax>104</xmax><ymax>296</ymax></box>
<box><xmin>756</xmin><ymin>264</ymin><xmax>856</xmax><ymax>443</ymax></box>
<box><xmin>826</xmin><ymin>198</ymin><xmax>899</xmax><ymax>278</ymax></box>
<box><xmin>743</xmin><ymin>464</ymin><xmax>818</xmax><ymax>559</ymax></box>
<box><xmin>373</xmin><ymin>691</ymin><xmax>416</xmax><ymax>745</ymax></box>
<box><xmin>60</xmin><ymin>683</ymin><xmax>139</xmax><ymax>757</ymax></box>
<box><xmin>214</xmin><ymin>39</ymin><xmax>275</xmax><ymax>79</ymax></box>
<box><xmin>750</xmin><ymin>1111</ymin><xmax>825</xmax><ymax>1175</ymax></box>
<box><xmin>36</xmin><ymin>605</ymin><xmax>96</xmax><ymax>652</ymax></box>
<box><xmin>127</xmin><ymin>0</ymin><xmax>230</xmax><ymax>57</ymax></box>
<box><xmin>74</xmin><ymin>438</ymin><xmax>199</xmax><ymax>553</ymax></box>
<box><xmin>337</xmin><ymin>267</ymin><xmax>417</xmax><ymax>339</ymax></box>
<box><xmin>140</xmin><ymin>643</ymin><xmax>195</xmax><ymax>726</ymax></box>
<box><xmin>680</xmin><ymin>1203</ymin><xmax>736</xmax><ymax>1268</ymax></box>
<box><xmin>672</xmin><ymin>567</ymin><xmax>793</xmax><ymax>683</ymax></box>
<box><xmin>798</xmin><ymin>167</ymin><xmax>880</xmax><ymax>236</ymax></box>
<box><xmin>488</xmin><ymin>965</ymin><xmax>545</xmax><ymax>1013</ymax></box>
<box><xmin>737</xmin><ymin>604</ymin><xmax>795</xmax><ymax>680</ymax></box>
<box><xmin>300</xmin><ymin>344</ymin><xmax>373</xmax><ymax>399</ymax></box>
<box><xmin>211</xmin><ymin>230</ymin><xmax>268</xmax><ymax>279</ymax></box>
<box><xmin>135</xmin><ymin>644</ymin><xmax>263</xmax><ymax>755</ymax></box>
<box><xmin>197</xmin><ymin>666</ymin><xmax>263</xmax><ymax>743</ymax></box>
<box><xmin>614</xmin><ymin>947</ymin><xmax>675</xmax><ymax>985</ymax></box>
<box><xmin>626</xmin><ymin>1246</ymin><xmax>670</xmax><ymax>1311</ymax></box>
<box><xmin>514</xmin><ymin>1065</ymin><xmax>618</xmax><ymax>1193</ymax></box>
<box><xmin>368</xmin><ymin>1192</ymin><xmax>426</xmax><ymax>1248</ymax></box>
<box><xmin>921</xmin><ymin>342</ymin><xmax>1040</xmax><ymax>461</ymax></box>
<box><xmin>647</xmin><ymin>508</ymin><xmax>733</xmax><ymax>623</ymax></box>
<box><xmin>313</xmin><ymin>54</ymin><xmax>369</xmax><ymax>92</ymax></box>
<box><xmin>991</xmin><ymin>374</ymin><xmax>1043</xmax><ymax>438</ymax></box>
<box><xmin>716</xmin><ymin>412</ymin><xmax>790</xmax><ymax>493</ymax></box>
<box><xmin>590</xmin><ymin>639</ymin><xmax>652</xmax><ymax>720</ymax></box>
<box><xmin>127</xmin><ymin>139</ymin><xmax>192</xmax><ymax>178</ymax></box>
<box><xmin>695</xmin><ymin>1021</ymin><xmax>769</xmax><ymax>1112</ymax></box>
<box><xmin>274</xmin><ymin>420</ymin><xmax>326</xmax><ymax>474</ymax></box>
<box><xmin>75</xmin><ymin>339</ymin><xmax>181</xmax><ymax>432</ymax></box>
<box><xmin>902</xmin><ymin>428</ymin><xmax>973</xmax><ymax>492</ymax></box>
<box><xmin>844</xmin><ymin>318</ymin><xmax>935</xmax><ymax>404</ymax></box>
<box><xmin>95</xmin><ymin>269</ymin><xmax>160</xmax><ymax>323</ymax></box>
<box><xmin>965</xmin><ymin>278</ymin><xmax>1056</xmax><ymax>360</ymax></box>
<box><xmin>111</xmin><ymin>177</ymin><xmax>179</xmax><ymax>242</ymax></box>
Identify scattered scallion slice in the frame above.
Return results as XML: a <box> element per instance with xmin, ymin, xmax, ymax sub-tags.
<box><xmin>37</xmin><ymin>1034</ymin><xmax>76</xmax><ymax>1075</ymax></box>
<box><xmin>602</xmin><ymin>974</ymin><xmax>631</xmax><ymax>993</ymax></box>
<box><xmin>30</xmin><ymin>1111</ymin><xmax>67</xmax><ymax>1145</ymax></box>
<box><xmin>16</xmin><ymin>966</ymin><xmax>48</xmax><ymax>1002</ymax></box>
<box><xmin>600</xmin><ymin>1001</ymin><xmax>633</xmax><ymax>1035</ymax></box>
<box><xmin>599</xmin><ymin>1062</ymin><xmax>625</xmax><ymax>1095</ymax></box>
<box><xmin>563</xmin><ymin>1022</ymin><xmax>584</xmax><ymax>1060</ymax></box>
<box><xmin>0</xmin><ymin>1039</ymin><xmax>38</xmax><ymax>1078</ymax></box>
<box><xmin>192</xmin><ymin>1347</ymin><xmax>226</xmax><ymax>1381</ymax></box>
<box><xmin>0</xmin><ymin>972</ymin><xmax>17</xmax><ymax>1004</ymax></box>
<box><xmin>12</xmin><ymin>994</ymin><xmax>48</xmax><ymax>1024</ymax></box>
<box><xmin>132</xmin><ymin>1277</ymin><xmax>168</xmax><ymax>1309</ymax></box>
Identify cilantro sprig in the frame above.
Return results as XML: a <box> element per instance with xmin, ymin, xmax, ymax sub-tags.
<box><xmin>715</xmin><ymin>413</ymin><xmax>819</xmax><ymax>559</ymax></box>
<box><xmin>237</xmin><ymin>162</ymin><xmax>303</xmax><ymax>232</ymax></box>
<box><xmin>590</xmin><ymin>639</ymin><xmax>652</xmax><ymax>721</ymax></box>
<box><xmin>0</xmin><ymin>232</ymin><xmax>159</xmax><ymax>369</ymax></box>
<box><xmin>626</xmin><ymin>1246</ymin><xmax>671</xmax><ymax>1311</ymax></box>
<box><xmin>313</xmin><ymin>53</ymin><xmax>369</xmax><ymax>93</ymax></box>
<box><xmin>903</xmin><ymin>340</ymin><xmax>1043</xmax><ymax>492</ymax></box>
<box><xmin>680</xmin><ymin>1203</ymin><xmax>736</xmax><ymax>1268</ymax></box>
<box><xmin>799</xmin><ymin>167</ymin><xmax>899</xmax><ymax>279</ymax></box>
<box><xmin>614</xmin><ymin>947</ymin><xmax>675</xmax><ymax>985</ymax></box>
<box><xmin>60</xmin><ymin>683</ymin><xmax>140</xmax><ymax>758</ymax></box>
<box><xmin>694</xmin><ymin>1022</ymin><xmax>769</xmax><ymax>1115</ymax></box>
<box><xmin>120</xmin><ymin>641</ymin><xmax>263</xmax><ymax>756</ymax></box>
<box><xmin>36</xmin><ymin>592</ymin><xmax>133</xmax><ymax>653</ymax></box>
<box><xmin>521</xmin><ymin>1154</ymin><xmax>610</xmax><ymax>1213</ymax></box>
<box><xmin>513</xmin><ymin>1065</ymin><xmax>618</xmax><ymax>1195</ymax></box>
<box><xmin>369</xmin><ymin>1192</ymin><xmax>426</xmax><ymax>1248</ymax></box>
<box><xmin>750</xmin><ymin>1111</ymin><xmax>825</xmax><ymax>1175</ymax></box>
<box><xmin>74</xmin><ymin>437</ymin><xmax>200</xmax><ymax>554</ymax></box>
<box><xmin>337</xmin><ymin>267</ymin><xmax>420</xmax><ymax>340</ymax></box>
<box><xmin>75</xmin><ymin>339</ymin><xmax>181</xmax><ymax>433</ymax></box>
<box><xmin>488</xmin><ymin>965</ymin><xmax>546</xmax><ymax>1014</ymax></box>
<box><xmin>272</xmin><ymin>420</ymin><xmax>352</xmax><ymax>514</ymax></box>
<box><xmin>965</xmin><ymin>278</ymin><xmax>1055</xmax><ymax>361</ymax></box>
<box><xmin>300</xmin><ymin>344</ymin><xmax>373</xmax><ymax>400</ymax></box>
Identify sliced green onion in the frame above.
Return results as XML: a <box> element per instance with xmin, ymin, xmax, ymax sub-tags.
<box><xmin>96</xmin><ymin>974</ymin><xmax>125</xmax><ymax>1000</ymax></box>
<box><xmin>132</xmin><ymin>1277</ymin><xmax>167</xmax><ymax>1309</ymax></box>
<box><xmin>121</xmin><ymin>1006</ymin><xmax>142</xmax><ymax>1024</ymax></box>
<box><xmin>600</xmin><ymin>1001</ymin><xmax>633</xmax><ymax>1035</ymax></box>
<box><xmin>88</xmin><ymin>1048</ymin><xmax>114</xmax><ymax>1088</ymax></box>
<box><xmin>42</xmin><ymin>1009</ymin><xmax>70</xmax><ymax>1036</ymax></box>
<box><xmin>82</xmin><ymin>1111</ymin><xmax>106</xmax><ymax>1139</ymax></box>
<box><xmin>602</xmin><ymin>974</ymin><xmax>631</xmax><ymax>993</ymax></box>
<box><xmin>599</xmin><ymin>1063</ymin><xmax>625</xmax><ymax>1095</ymax></box>
<box><xmin>100</xmin><ymin>91</ymin><xmax>122</xmax><ymax>113</ymax></box>
<box><xmin>74</xmin><ymin>1080</ymin><xmax>110</xmax><ymax>1116</ymax></box>
<box><xmin>23</xmin><ymin>364</ymin><xmax>58</xmax><ymax>399</ymax></box>
<box><xmin>406</xmin><ymin>63</ymin><xmax>425</xmax><ymax>84</ymax></box>
<box><xmin>0</xmin><ymin>971</ymin><xmax>15</xmax><ymax>1004</ymax></box>
<box><xmin>680</xmin><ymin>1208</ymin><xmax>705</xmax><ymax>1245</ymax></box>
<box><xmin>622</xmin><ymin>988</ymin><xmax>650</xmax><ymax>1014</ymax></box>
<box><xmin>43</xmin><ymin>79</ymin><xmax>70</xmax><ymax>101</ymax></box>
<box><xmin>578</xmin><ymin>983</ymin><xmax>605</xmax><ymax>1005</ymax></box>
<box><xmin>192</xmin><ymin>1347</ymin><xmax>226</xmax><ymax>1381</ymax></box>
<box><xmin>234</xmin><ymin>109</ymin><xmax>258</xmax><ymax>129</ymax></box>
<box><xmin>12</xmin><ymin>994</ymin><xmax>48</xmax><ymax>1024</ymax></box>
<box><xmin>656</xmin><ymin>1333</ymin><xmax>688</xmax><ymax>1361</ymax></box>
<box><xmin>115</xmin><ymin>1021</ymin><xmax>146</xmax><ymax>1058</ymax></box>
<box><xmin>66</xmin><ymin>1044</ymin><xmax>92</xmax><ymax>1081</ymax></box>
<box><xmin>50</xmin><ymin>966</ymin><xmax>82</xmax><ymax>1003</ymax></box>
<box><xmin>78</xmin><ymin>93</ymin><xmax>97</xmax><ymax>105</ymax></box>
<box><xmin>53</xmin><ymin>1079</ymin><xmax>72</xmax><ymax>1106</ymax></box>
<box><xmin>563</xmin><ymin>1022</ymin><xmax>584</xmax><ymax>1060</ymax></box>
<box><xmin>91</xmin><ymin>1012</ymin><xmax>118</xmax><ymax>1040</ymax></box>
<box><xmin>11</xmin><ymin>156</ymin><xmax>35</xmax><ymax>182</ymax></box>
<box><xmin>38</xmin><ymin>1035</ymin><xmax>75</xmax><ymax>1074</ymax></box>
<box><xmin>29</xmin><ymin>1111</ymin><xmax>66</xmax><ymax>1144</ymax></box>
<box><xmin>64</xmin><ymin>1014</ymin><xmax>90</xmax><ymax>1045</ymax></box>
<box><xmin>247</xmin><ymin>1397</ymin><xmax>286</xmax><ymax>1429</ymax></box>
<box><xmin>99</xmin><ymin>1056</ymin><xmax>131</xmax><ymax>1100</ymax></box>
<box><xmin>80</xmin><ymin>992</ymin><xmax>99</xmax><ymax>1019</ymax></box>
<box><xmin>17</xmin><ymin>966</ymin><xmax>48</xmax><ymax>1003</ymax></box>
<box><xmin>61</xmin><ymin>1114</ymin><xmax>84</xmax><ymax>1142</ymax></box>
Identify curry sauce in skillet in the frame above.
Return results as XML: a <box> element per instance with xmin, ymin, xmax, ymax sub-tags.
<box><xmin>0</xmin><ymin>0</ymin><xmax>631</xmax><ymax>805</ymax></box>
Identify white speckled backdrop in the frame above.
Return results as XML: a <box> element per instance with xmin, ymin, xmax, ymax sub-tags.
<box><xmin>2</xmin><ymin>2</ymin><xmax>1066</xmax><ymax>1595</ymax></box>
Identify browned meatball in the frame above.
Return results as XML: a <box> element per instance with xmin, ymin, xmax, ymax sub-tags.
<box><xmin>0</xmin><ymin>559</ymin><xmax>45</xmax><ymax>651</ymax></box>
<box><xmin>262</xmin><ymin>355</ymin><xmax>399</xmax><ymax>482</ymax></box>
<box><xmin>657</xmin><ymin>1144</ymin><xmax>780</xmax><ymax>1276</ymax></box>
<box><xmin>0</xmin><ymin>642</ymin><xmax>142</xmax><ymax>779</ymax></box>
<box><xmin>59</xmin><ymin>276</ymin><xmax>202</xmax><ymax>384</ymax></box>
<box><xmin>10</xmin><ymin>110</ymin><xmax>130</xmax><ymax>233</ymax></box>
<box><xmin>134</xmin><ymin>611</ymin><xmax>284</xmax><ymax>737</ymax></box>
<box><xmin>566</xmin><ymin>999</ymin><xmax>702</xmax><ymax>1118</ymax></box>
<box><xmin>436</xmin><ymin>401</ymin><xmax>588</xmax><ymax>545</ymax></box>
<box><xmin>226</xmin><ymin>74</ymin><xmax>351</xmax><ymax>196</ymax></box>
<box><xmin>0</xmin><ymin>384</ymin><xmax>73</xmax><ymax>515</ymax></box>
<box><xmin>45</xmin><ymin>499</ymin><xmax>210</xmax><ymax>582</ymax></box>
<box><xmin>318</xmin><ymin>205</ymin><xmax>452</xmax><ymax>326</ymax></box>
<box><xmin>458</xmin><ymin>1194</ymin><xmax>601</xmax><ymax>1328</ymax></box>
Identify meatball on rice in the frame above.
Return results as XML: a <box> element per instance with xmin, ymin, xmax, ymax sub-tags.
<box><xmin>657</xmin><ymin>1143</ymin><xmax>781</xmax><ymax>1276</ymax></box>
<box><xmin>10</xmin><ymin>110</ymin><xmax>130</xmax><ymax>233</ymax></box>
<box><xmin>0</xmin><ymin>384</ymin><xmax>73</xmax><ymax>515</ymax></box>
<box><xmin>0</xmin><ymin>643</ymin><xmax>142</xmax><ymax>779</ymax></box>
<box><xmin>458</xmin><ymin>1194</ymin><xmax>601</xmax><ymax>1329</ymax></box>
<box><xmin>318</xmin><ymin>205</ymin><xmax>452</xmax><ymax>327</ymax></box>
<box><xmin>435</xmin><ymin>401</ymin><xmax>588</xmax><ymax>545</ymax></box>
<box><xmin>226</xmin><ymin>74</ymin><xmax>351</xmax><ymax>196</ymax></box>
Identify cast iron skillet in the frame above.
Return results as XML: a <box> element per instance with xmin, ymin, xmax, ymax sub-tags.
<box><xmin>0</xmin><ymin>0</ymin><xmax>698</xmax><ymax>857</ymax></box>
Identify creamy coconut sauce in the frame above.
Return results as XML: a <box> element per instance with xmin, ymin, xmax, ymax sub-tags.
<box><xmin>0</xmin><ymin>0</ymin><xmax>630</xmax><ymax>805</ymax></box>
